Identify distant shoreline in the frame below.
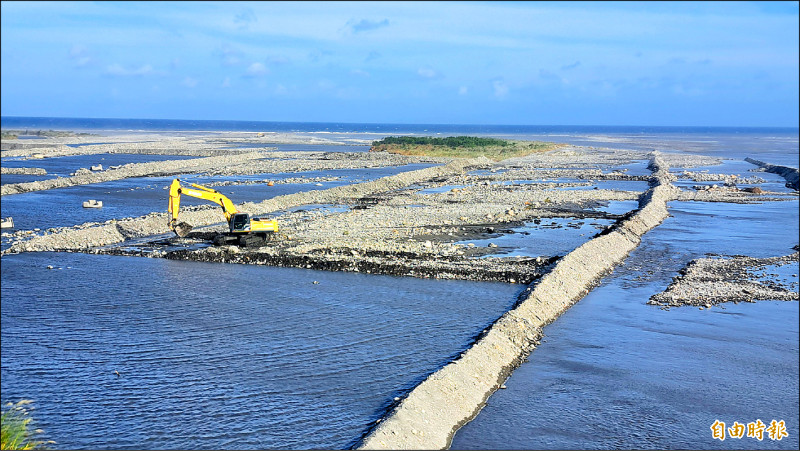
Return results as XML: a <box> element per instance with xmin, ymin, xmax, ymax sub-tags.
<box><xmin>2</xmin><ymin>116</ymin><xmax>798</xmax><ymax>135</ymax></box>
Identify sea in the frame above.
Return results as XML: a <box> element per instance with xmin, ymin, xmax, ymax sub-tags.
<box><xmin>1</xmin><ymin>117</ymin><xmax>798</xmax><ymax>450</ymax></box>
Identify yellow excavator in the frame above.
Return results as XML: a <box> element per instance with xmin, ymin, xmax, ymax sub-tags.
<box><xmin>168</xmin><ymin>178</ymin><xmax>278</xmax><ymax>247</ymax></box>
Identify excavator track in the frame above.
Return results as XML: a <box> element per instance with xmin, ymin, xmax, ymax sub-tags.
<box><xmin>238</xmin><ymin>234</ymin><xmax>266</xmax><ymax>248</ymax></box>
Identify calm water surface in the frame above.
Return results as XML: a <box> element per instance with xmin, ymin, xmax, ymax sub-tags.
<box><xmin>1</xmin><ymin>253</ymin><xmax>522</xmax><ymax>449</ymax></box>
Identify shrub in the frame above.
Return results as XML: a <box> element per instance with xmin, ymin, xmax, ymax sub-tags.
<box><xmin>1</xmin><ymin>401</ymin><xmax>47</xmax><ymax>450</ymax></box>
<box><xmin>372</xmin><ymin>136</ymin><xmax>511</xmax><ymax>148</ymax></box>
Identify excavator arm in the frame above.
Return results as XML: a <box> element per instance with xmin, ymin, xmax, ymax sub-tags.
<box><xmin>168</xmin><ymin>179</ymin><xmax>240</xmax><ymax>236</ymax></box>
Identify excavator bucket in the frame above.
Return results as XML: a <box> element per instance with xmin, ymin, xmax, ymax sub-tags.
<box><xmin>174</xmin><ymin>221</ymin><xmax>193</xmax><ymax>237</ymax></box>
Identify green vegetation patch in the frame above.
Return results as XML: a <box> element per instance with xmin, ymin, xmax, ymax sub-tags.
<box><xmin>370</xmin><ymin>135</ymin><xmax>564</xmax><ymax>161</ymax></box>
<box><xmin>1</xmin><ymin>400</ymin><xmax>50</xmax><ymax>450</ymax></box>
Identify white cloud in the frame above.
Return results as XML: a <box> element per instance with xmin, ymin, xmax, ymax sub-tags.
<box><xmin>348</xmin><ymin>18</ymin><xmax>390</xmax><ymax>33</ymax></box>
<box><xmin>223</xmin><ymin>54</ymin><xmax>241</xmax><ymax>66</ymax></box>
<box><xmin>417</xmin><ymin>67</ymin><xmax>439</xmax><ymax>79</ymax></box>
<box><xmin>218</xmin><ymin>44</ymin><xmax>243</xmax><ymax>66</ymax></box>
<box><xmin>181</xmin><ymin>77</ymin><xmax>198</xmax><ymax>88</ymax></box>
<box><xmin>493</xmin><ymin>80</ymin><xmax>509</xmax><ymax>98</ymax></box>
<box><xmin>222</xmin><ymin>77</ymin><xmax>231</xmax><ymax>88</ymax></box>
<box><xmin>267</xmin><ymin>55</ymin><xmax>290</xmax><ymax>65</ymax></box>
<box><xmin>69</xmin><ymin>44</ymin><xmax>87</xmax><ymax>58</ymax></box>
<box><xmin>74</xmin><ymin>56</ymin><xmax>92</xmax><ymax>67</ymax></box>
<box><xmin>317</xmin><ymin>79</ymin><xmax>336</xmax><ymax>91</ymax></box>
<box><xmin>245</xmin><ymin>62</ymin><xmax>268</xmax><ymax>77</ymax></box>
<box><xmin>459</xmin><ymin>86</ymin><xmax>468</xmax><ymax>95</ymax></box>
<box><xmin>69</xmin><ymin>44</ymin><xmax>92</xmax><ymax>67</ymax></box>
<box><xmin>234</xmin><ymin>8</ymin><xmax>257</xmax><ymax>25</ymax></box>
<box><xmin>105</xmin><ymin>63</ymin><xmax>156</xmax><ymax>76</ymax></box>
<box><xmin>274</xmin><ymin>84</ymin><xmax>289</xmax><ymax>95</ymax></box>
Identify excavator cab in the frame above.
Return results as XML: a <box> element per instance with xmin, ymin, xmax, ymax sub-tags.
<box><xmin>230</xmin><ymin>213</ymin><xmax>251</xmax><ymax>232</ymax></box>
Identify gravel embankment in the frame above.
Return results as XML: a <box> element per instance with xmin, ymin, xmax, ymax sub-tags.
<box><xmin>676</xmin><ymin>186</ymin><xmax>795</xmax><ymax>203</ymax></box>
<box><xmin>1</xmin><ymin>167</ymin><xmax>47</xmax><ymax>175</ymax></box>
<box><xmin>357</xmin><ymin>154</ymin><xmax>680</xmax><ymax>450</ymax></box>
<box><xmin>648</xmin><ymin>251</ymin><xmax>799</xmax><ymax>307</ymax></box>
<box><xmin>0</xmin><ymin>152</ymin><xmax>267</xmax><ymax>195</ymax></box>
<box><xmin>0</xmin><ymin>130</ymin><xmax>372</xmax><ymax>157</ymax></box>
<box><xmin>1</xmin><ymin>138</ymin><xmax>228</xmax><ymax>159</ymax></box>
<box><xmin>1</xmin><ymin>157</ymin><xmax>491</xmax><ymax>254</ymax></box>
<box><xmin>745</xmin><ymin>157</ymin><xmax>799</xmax><ymax>190</ymax></box>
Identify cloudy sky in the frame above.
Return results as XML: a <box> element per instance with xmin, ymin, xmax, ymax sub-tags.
<box><xmin>1</xmin><ymin>1</ymin><xmax>798</xmax><ymax>126</ymax></box>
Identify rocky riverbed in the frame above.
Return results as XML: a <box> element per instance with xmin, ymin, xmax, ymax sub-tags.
<box><xmin>648</xmin><ymin>250</ymin><xmax>800</xmax><ymax>308</ymax></box>
<box><xmin>3</xmin><ymin>132</ymin><xmax>795</xmax><ymax>283</ymax></box>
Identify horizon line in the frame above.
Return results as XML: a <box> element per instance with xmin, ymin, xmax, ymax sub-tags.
<box><xmin>1</xmin><ymin>115</ymin><xmax>798</xmax><ymax>131</ymax></box>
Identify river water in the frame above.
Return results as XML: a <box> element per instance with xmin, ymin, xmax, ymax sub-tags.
<box><xmin>1</xmin><ymin>121</ymin><xmax>798</xmax><ymax>449</ymax></box>
<box><xmin>451</xmin><ymin>198</ymin><xmax>799</xmax><ymax>450</ymax></box>
<box><xmin>1</xmin><ymin>253</ymin><xmax>522</xmax><ymax>449</ymax></box>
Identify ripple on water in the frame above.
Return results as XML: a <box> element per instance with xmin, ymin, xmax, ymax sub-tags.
<box><xmin>1</xmin><ymin>252</ymin><xmax>522</xmax><ymax>449</ymax></box>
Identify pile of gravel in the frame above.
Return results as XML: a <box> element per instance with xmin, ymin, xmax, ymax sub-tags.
<box><xmin>648</xmin><ymin>252</ymin><xmax>799</xmax><ymax>307</ymax></box>
<box><xmin>1</xmin><ymin>158</ymin><xmax>491</xmax><ymax>254</ymax></box>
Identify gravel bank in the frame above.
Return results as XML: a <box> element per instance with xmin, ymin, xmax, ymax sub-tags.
<box><xmin>0</xmin><ymin>130</ymin><xmax>372</xmax><ymax>158</ymax></box>
<box><xmin>1</xmin><ymin>167</ymin><xmax>47</xmax><ymax>175</ymax></box>
<box><xmin>1</xmin><ymin>157</ymin><xmax>492</xmax><ymax>254</ymax></box>
<box><xmin>676</xmin><ymin>186</ymin><xmax>795</xmax><ymax>203</ymax></box>
<box><xmin>1</xmin><ymin>138</ymin><xmax>232</xmax><ymax>159</ymax></box>
<box><xmin>356</xmin><ymin>154</ymin><xmax>680</xmax><ymax>449</ymax></box>
<box><xmin>744</xmin><ymin>157</ymin><xmax>800</xmax><ymax>190</ymax></box>
<box><xmin>1</xmin><ymin>152</ymin><xmax>266</xmax><ymax>195</ymax></box>
<box><xmin>648</xmin><ymin>251</ymin><xmax>799</xmax><ymax>307</ymax></box>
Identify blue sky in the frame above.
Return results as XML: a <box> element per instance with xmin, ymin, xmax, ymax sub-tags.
<box><xmin>1</xmin><ymin>1</ymin><xmax>798</xmax><ymax>126</ymax></box>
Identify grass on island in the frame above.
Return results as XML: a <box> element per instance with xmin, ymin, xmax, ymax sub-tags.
<box><xmin>1</xmin><ymin>401</ymin><xmax>49</xmax><ymax>450</ymax></box>
<box><xmin>369</xmin><ymin>135</ymin><xmax>565</xmax><ymax>161</ymax></box>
